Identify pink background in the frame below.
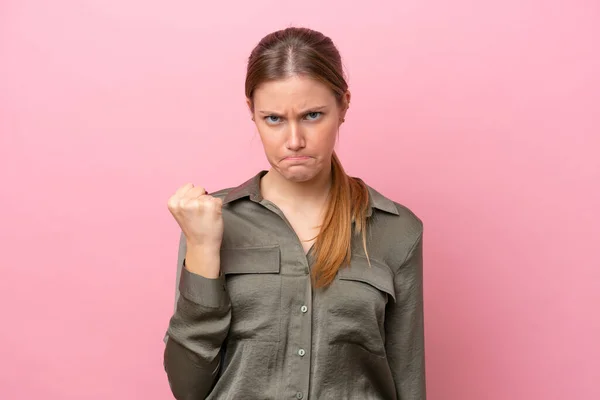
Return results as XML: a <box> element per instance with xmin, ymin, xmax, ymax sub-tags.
<box><xmin>1</xmin><ymin>0</ymin><xmax>599</xmax><ymax>399</ymax></box>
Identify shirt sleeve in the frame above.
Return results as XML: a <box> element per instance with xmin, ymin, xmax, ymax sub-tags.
<box><xmin>385</xmin><ymin>231</ymin><xmax>427</xmax><ymax>399</ymax></box>
<box><xmin>163</xmin><ymin>232</ymin><xmax>231</xmax><ymax>399</ymax></box>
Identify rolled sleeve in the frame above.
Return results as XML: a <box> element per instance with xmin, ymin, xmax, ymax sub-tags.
<box><xmin>179</xmin><ymin>261</ymin><xmax>229</xmax><ymax>309</ymax></box>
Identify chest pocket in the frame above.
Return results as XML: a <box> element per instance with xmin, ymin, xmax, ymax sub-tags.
<box><xmin>326</xmin><ymin>255</ymin><xmax>396</xmax><ymax>357</ymax></box>
<box><xmin>221</xmin><ymin>245</ymin><xmax>282</xmax><ymax>342</ymax></box>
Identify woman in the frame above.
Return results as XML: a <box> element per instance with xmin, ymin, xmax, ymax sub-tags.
<box><xmin>164</xmin><ymin>27</ymin><xmax>426</xmax><ymax>400</ymax></box>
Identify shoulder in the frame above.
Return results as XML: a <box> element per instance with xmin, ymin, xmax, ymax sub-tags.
<box><xmin>209</xmin><ymin>187</ymin><xmax>235</xmax><ymax>200</ymax></box>
<box><xmin>362</xmin><ymin>182</ymin><xmax>423</xmax><ymax>267</ymax></box>
<box><xmin>208</xmin><ymin>171</ymin><xmax>266</xmax><ymax>206</ymax></box>
<box><xmin>391</xmin><ymin>200</ymin><xmax>424</xmax><ymax>239</ymax></box>
<box><xmin>365</xmin><ymin>183</ymin><xmax>423</xmax><ymax>233</ymax></box>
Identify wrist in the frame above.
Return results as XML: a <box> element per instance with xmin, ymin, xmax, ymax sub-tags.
<box><xmin>186</xmin><ymin>242</ymin><xmax>221</xmax><ymax>255</ymax></box>
<box><xmin>184</xmin><ymin>244</ymin><xmax>221</xmax><ymax>278</ymax></box>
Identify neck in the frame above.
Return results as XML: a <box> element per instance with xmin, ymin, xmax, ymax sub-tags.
<box><xmin>261</xmin><ymin>164</ymin><xmax>332</xmax><ymax>209</ymax></box>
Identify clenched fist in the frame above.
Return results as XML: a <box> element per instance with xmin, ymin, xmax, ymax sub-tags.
<box><xmin>168</xmin><ymin>183</ymin><xmax>223</xmax><ymax>278</ymax></box>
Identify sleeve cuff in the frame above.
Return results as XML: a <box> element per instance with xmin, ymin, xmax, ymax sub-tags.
<box><xmin>178</xmin><ymin>262</ymin><xmax>229</xmax><ymax>309</ymax></box>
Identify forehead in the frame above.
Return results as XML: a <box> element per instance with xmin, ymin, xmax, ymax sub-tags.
<box><xmin>252</xmin><ymin>75</ymin><xmax>337</xmax><ymax>109</ymax></box>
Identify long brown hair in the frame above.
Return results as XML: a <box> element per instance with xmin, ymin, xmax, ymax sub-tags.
<box><xmin>245</xmin><ymin>27</ymin><xmax>371</xmax><ymax>288</ymax></box>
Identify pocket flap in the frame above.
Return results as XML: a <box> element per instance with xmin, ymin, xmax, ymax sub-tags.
<box><xmin>337</xmin><ymin>256</ymin><xmax>396</xmax><ymax>302</ymax></box>
<box><xmin>220</xmin><ymin>245</ymin><xmax>281</xmax><ymax>275</ymax></box>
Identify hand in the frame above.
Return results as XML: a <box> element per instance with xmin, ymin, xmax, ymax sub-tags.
<box><xmin>168</xmin><ymin>184</ymin><xmax>224</xmax><ymax>277</ymax></box>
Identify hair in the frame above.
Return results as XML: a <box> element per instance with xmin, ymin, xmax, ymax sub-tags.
<box><xmin>245</xmin><ymin>27</ymin><xmax>371</xmax><ymax>288</ymax></box>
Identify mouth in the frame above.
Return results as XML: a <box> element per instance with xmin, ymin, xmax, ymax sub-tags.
<box><xmin>283</xmin><ymin>155</ymin><xmax>311</xmax><ymax>161</ymax></box>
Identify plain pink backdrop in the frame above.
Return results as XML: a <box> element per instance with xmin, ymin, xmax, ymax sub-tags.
<box><xmin>1</xmin><ymin>1</ymin><xmax>599</xmax><ymax>399</ymax></box>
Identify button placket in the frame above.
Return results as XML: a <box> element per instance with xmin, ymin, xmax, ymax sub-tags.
<box><xmin>288</xmin><ymin>257</ymin><xmax>313</xmax><ymax>400</ymax></box>
<box><xmin>293</xmin><ymin>274</ymin><xmax>313</xmax><ymax>399</ymax></box>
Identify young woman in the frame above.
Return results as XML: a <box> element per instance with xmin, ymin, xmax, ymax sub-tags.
<box><xmin>164</xmin><ymin>27</ymin><xmax>426</xmax><ymax>400</ymax></box>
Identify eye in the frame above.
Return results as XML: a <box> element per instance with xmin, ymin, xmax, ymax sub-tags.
<box><xmin>305</xmin><ymin>112</ymin><xmax>322</xmax><ymax>121</ymax></box>
<box><xmin>264</xmin><ymin>115</ymin><xmax>281</xmax><ymax>124</ymax></box>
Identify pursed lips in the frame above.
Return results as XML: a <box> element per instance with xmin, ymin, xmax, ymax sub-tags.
<box><xmin>283</xmin><ymin>155</ymin><xmax>311</xmax><ymax>161</ymax></box>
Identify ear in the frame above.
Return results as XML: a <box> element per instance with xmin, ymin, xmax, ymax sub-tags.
<box><xmin>339</xmin><ymin>90</ymin><xmax>351</xmax><ymax>124</ymax></box>
<box><xmin>246</xmin><ymin>98</ymin><xmax>255</xmax><ymax>121</ymax></box>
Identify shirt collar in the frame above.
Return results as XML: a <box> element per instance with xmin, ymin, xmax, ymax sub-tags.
<box><xmin>223</xmin><ymin>170</ymin><xmax>399</xmax><ymax>216</ymax></box>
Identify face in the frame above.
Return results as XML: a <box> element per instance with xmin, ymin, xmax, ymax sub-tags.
<box><xmin>248</xmin><ymin>75</ymin><xmax>350</xmax><ymax>183</ymax></box>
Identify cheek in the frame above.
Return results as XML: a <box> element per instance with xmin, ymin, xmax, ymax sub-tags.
<box><xmin>313</xmin><ymin>123</ymin><xmax>338</xmax><ymax>149</ymax></box>
<box><xmin>256</xmin><ymin>130</ymin><xmax>280</xmax><ymax>153</ymax></box>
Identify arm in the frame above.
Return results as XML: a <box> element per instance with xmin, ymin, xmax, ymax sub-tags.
<box><xmin>163</xmin><ymin>232</ymin><xmax>231</xmax><ymax>399</ymax></box>
<box><xmin>385</xmin><ymin>231</ymin><xmax>427</xmax><ymax>400</ymax></box>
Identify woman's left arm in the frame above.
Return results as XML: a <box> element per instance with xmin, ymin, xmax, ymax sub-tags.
<box><xmin>385</xmin><ymin>231</ymin><xmax>427</xmax><ymax>400</ymax></box>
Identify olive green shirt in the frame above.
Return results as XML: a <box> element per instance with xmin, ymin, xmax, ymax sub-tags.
<box><xmin>163</xmin><ymin>170</ymin><xmax>426</xmax><ymax>400</ymax></box>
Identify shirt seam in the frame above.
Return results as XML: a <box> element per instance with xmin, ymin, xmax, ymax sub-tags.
<box><xmin>395</xmin><ymin>230</ymin><xmax>423</xmax><ymax>276</ymax></box>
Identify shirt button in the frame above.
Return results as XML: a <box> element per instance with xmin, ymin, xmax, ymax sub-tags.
<box><xmin>298</xmin><ymin>349</ymin><xmax>306</xmax><ymax>357</ymax></box>
<box><xmin>300</xmin><ymin>305</ymin><xmax>308</xmax><ymax>313</ymax></box>
<box><xmin>296</xmin><ymin>392</ymin><xmax>304</xmax><ymax>399</ymax></box>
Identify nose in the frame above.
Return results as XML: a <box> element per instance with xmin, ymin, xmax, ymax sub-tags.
<box><xmin>285</xmin><ymin>122</ymin><xmax>306</xmax><ymax>151</ymax></box>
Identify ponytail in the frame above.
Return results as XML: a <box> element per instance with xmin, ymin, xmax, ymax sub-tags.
<box><xmin>311</xmin><ymin>152</ymin><xmax>371</xmax><ymax>288</ymax></box>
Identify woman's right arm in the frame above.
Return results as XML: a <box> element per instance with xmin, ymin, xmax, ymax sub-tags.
<box><xmin>163</xmin><ymin>233</ymin><xmax>231</xmax><ymax>399</ymax></box>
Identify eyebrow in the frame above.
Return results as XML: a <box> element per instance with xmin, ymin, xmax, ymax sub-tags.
<box><xmin>257</xmin><ymin>105</ymin><xmax>329</xmax><ymax>115</ymax></box>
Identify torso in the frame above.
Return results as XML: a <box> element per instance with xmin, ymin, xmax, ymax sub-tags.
<box><xmin>180</xmin><ymin>173</ymin><xmax>425</xmax><ymax>399</ymax></box>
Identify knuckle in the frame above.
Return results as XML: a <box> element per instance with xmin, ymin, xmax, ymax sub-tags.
<box><xmin>179</xmin><ymin>198</ymin><xmax>193</xmax><ymax>210</ymax></box>
<box><xmin>167</xmin><ymin>197</ymin><xmax>178</xmax><ymax>210</ymax></box>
